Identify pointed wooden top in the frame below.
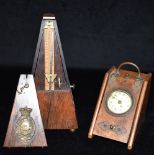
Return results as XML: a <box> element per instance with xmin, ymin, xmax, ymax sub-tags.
<box><xmin>43</xmin><ymin>13</ymin><xmax>55</xmax><ymax>20</ymax></box>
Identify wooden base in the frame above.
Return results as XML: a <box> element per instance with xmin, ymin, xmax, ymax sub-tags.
<box><xmin>37</xmin><ymin>89</ymin><xmax>78</xmax><ymax>130</ymax></box>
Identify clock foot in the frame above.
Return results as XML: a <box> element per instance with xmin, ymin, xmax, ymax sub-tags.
<box><xmin>70</xmin><ymin>129</ymin><xmax>76</xmax><ymax>132</ymax></box>
<box><xmin>88</xmin><ymin>134</ymin><xmax>93</xmax><ymax>139</ymax></box>
<box><xmin>127</xmin><ymin>144</ymin><xmax>133</xmax><ymax>150</ymax></box>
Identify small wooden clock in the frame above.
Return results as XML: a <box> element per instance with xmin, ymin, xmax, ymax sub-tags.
<box><xmin>88</xmin><ymin>62</ymin><xmax>152</xmax><ymax>150</ymax></box>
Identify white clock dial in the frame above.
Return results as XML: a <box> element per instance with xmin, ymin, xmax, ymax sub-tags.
<box><xmin>106</xmin><ymin>89</ymin><xmax>133</xmax><ymax>115</ymax></box>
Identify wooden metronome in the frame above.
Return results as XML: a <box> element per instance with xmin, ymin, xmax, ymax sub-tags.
<box><xmin>32</xmin><ymin>14</ymin><xmax>78</xmax><ymax>130</ymax></box>
<box><xmin>88</xmin><ymin>62</ymin><xmax>152</xmax><ymax>150</ymax></box>
<box><xmin>4</xmin><ymin>74</ymin><xmax>47</xmax><ymax>147</ymax></box>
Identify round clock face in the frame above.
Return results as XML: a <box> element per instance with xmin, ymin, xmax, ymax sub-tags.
<box><xmin>106</xmin><ymin>89</ymin><xmax>133</xmax><ymax>115</ymax></box>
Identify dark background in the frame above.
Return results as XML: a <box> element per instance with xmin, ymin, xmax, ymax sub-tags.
<box><xmin>0</xmin><ymin>0</ymin><xmax>153</xmax><ymax>70</ymax></box>
<box><xmin>0</xmin><ymin>0</ymin><xmax>154</xmax><ymax>155</ymax></box>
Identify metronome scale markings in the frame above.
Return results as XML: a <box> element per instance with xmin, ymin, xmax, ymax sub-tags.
<box><xmin>44</xmin><ymin>20</ymin><xmax>56</xmax><ymax>90</ymax></box>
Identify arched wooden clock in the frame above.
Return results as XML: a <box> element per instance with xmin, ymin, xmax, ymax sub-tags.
<box><xmin>88</xmin><ymin>62</ymin><xmax>152</xmax><ymax>150</ymax></box>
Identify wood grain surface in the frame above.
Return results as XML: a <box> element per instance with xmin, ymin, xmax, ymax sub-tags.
<box><xmin>32</xmin><ymin>14</ymin><xmax>78</xmax><ymax>130</ymax></box>
<box><xmin>3</xmin><ymin>74</ymin><xmax>47</xmax><ymax>147</ymax></box>
<box><xmin>88</xmin><ymin>66</ymin><xmax>152</xmax><ymax>149</ymax></box>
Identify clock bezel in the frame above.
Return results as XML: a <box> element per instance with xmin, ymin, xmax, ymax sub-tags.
<box><xmin>105</xmin><ymin>89</ymin><xmax>134</xmax><ymax>116</ymax></box>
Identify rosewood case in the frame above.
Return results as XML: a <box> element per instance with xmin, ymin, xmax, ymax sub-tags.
<box><xmin>32</xmin><ymin>14</ymin><xmax>78</xmax><ymax>130</ymax></box>
<box><xmin>4</xmin><ymin>75</ymin><xmax>47</xmax><ymax>147</ymax></box>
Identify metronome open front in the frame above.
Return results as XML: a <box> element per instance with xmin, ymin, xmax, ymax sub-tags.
<box><xmin>88</xmin><ymin>62</ymin><xmax>152</xmax><ymax>150</ymax></box>
<box><xmin>32</xmin><ymin>14</ymin><xmax>78</xmax><ymax>130</ymax></box>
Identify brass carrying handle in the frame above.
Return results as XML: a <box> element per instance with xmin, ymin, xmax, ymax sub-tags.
<box><xmin>116</xmin><ymin>62</ymin><xmax>141</xmax><ymax>78</ymax></box>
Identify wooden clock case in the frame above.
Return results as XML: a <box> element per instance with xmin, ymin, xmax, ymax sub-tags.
<box><xmin>88</xmin><ymin>62</ymin><xmax>152</xmax><ymax>150</ymax></box>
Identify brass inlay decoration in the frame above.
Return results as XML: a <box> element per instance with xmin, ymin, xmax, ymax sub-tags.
<box><xmin>45</xmin><ymin>73</ymin><xmax>57</xmax><ymax>83</ymax></box>
<box><xmin>98</xmin><ymin>121</ymin><xmax>127</xmax><ymax>135</ymax></box>
<box><xmin>16</xmin><ymin>106</ymin><xmax>35</xmax><ymax>144</ymax></box>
